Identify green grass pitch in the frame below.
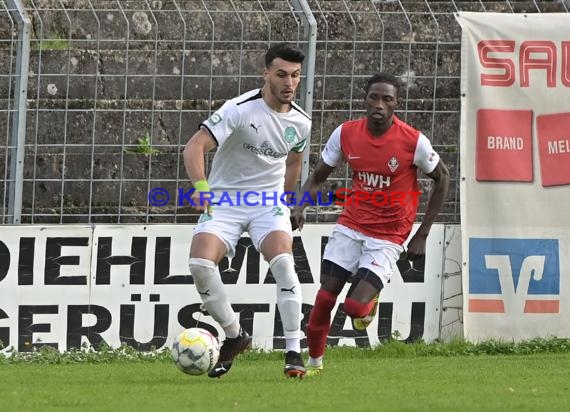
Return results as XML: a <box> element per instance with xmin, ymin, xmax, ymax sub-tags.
<box><xmin>1</xmin><ymin>341</ymin><xmax>569</xmax><ymax>412</ymax></box>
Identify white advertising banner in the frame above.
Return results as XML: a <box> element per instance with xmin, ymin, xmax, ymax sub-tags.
<box><xmin>0</xmin><ymin>224</ymin><xmax>448</xmax><ymax>353</ymax></box>
<box><xmin>457</xmin><ymin>12</ymin><xmax>570</xmax><ymax>341</ymax></box>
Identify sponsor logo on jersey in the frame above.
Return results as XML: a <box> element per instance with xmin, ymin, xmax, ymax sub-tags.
<box><xmin>243</xmin><ymin>141</ymin><xmax>288</xmax><ymax>159</ymax></box>
<box><xmin>284</xmin><ymin>126</ymin><xmax>297</xmax><ymax>143</ymax></box>
<box><xmin>357</xmin><ymin>171</ymin><xmax>391</xmax><ymax>189</ymax></box>
<box><xmin>388</xmin><ymin>156</ymin><xmax>399</xmax><ymax>172</ymax></box>
<box><xmin>207</xmin><ymin>113</ymin><xmax>222</xmax><ymax>126</ymax></box>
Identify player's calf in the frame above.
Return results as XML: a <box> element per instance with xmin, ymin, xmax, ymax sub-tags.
<box><xmin>352</xmin><ymin>294</ymin><xmax>379</xmax><ymax>330</ymax></box>
<box><xmin>344</xmin><ymin>295</ymin><xmax>380</xmax><ymax>331</ymax></box>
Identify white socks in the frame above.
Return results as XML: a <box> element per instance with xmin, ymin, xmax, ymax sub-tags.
<box><xmin>308</xmin><ymin>356</ymin><xmax>323</xmax><ymax>368</ymax></box>
<box><xmin>190</xmin><ymin>254</ymin><xmax>303</xmax><ymax>348</ymax></box>
<box><xmin>269</xmin><ymin>253</ymin><xmax>303</xmax><ymax>353</ymax></box>
<box><xmin>189</xmin><ymin>258</ymin><xmax>240</xmax><ymax>338</ymax></box>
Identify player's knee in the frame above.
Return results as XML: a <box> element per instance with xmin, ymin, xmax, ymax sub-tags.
<box><xmin>269</xmin><ymin>253</ymin><xmax>298</xmax><ymax>283</ymax></box>
<box><xmin>343</xmin><ymin>297</ymin><xmax>370</xmax><ymax>318</ymax></box>
<box><xmin>322</xmin><ymin>260</ymin><xmax>351</xmax><ymax>280</ymax></box>
<box><xmin>189</xmin><ymin>258</ymin><xmax>216</xmax><ymax>285</ymax></box>
<box><xmin>269</xmin><ymin>252</ymin><xmax>295</xmax><ymax>268</ymax></box>
<box><xmin>320</xmin><ymin>260</ymin><xmax>351</xmax><ymax>295</ymax></box>
<box><xmin>353</xmin><ymin>268</ymin><xmax>385</xmax><ymax>292</ymax></box>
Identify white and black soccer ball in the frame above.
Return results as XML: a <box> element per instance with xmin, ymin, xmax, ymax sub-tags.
<box><xmin>171</xmin><ymin>328</ymin><xmax>220</xmax><ymax>376</ymax></box>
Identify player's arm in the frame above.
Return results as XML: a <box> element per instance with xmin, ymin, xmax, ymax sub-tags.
<box><xmin>407</xmin><ymin>159</ymin><xmax>450</xmax><ymax>259</ymax></box>
<box><xmin>291</xmin><ymin>124</ymin><xmax>342</xmax><ymax>230</ymax></box>
<box><xmin>183</xmin><ymin>128</ymin><xmax>217</xmax><ymax>213</ymax></box>
<box><xmin>183</xmin><ymin>128</ymin><xmax>216</xmax><ymax>183</ymax></box>
<box><xmin>284</xmin><ymin>150</ymin><xmax>303</xmax><ymax>194</ymax></box>
<box><xmin>291</xmin><ymin>159</ymin><xmax>336</xmax><ymax>230</ymax></box>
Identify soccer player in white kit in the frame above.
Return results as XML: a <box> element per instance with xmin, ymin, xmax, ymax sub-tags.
<box><xmin>292</xmin><ymin>73</ymin><xmax>450</xmax><ymax>376</ymax></box>
<box><xmin>183</xmin><ymin>43</ymin><xmax>311</xmax><ymax>378</ymax></box>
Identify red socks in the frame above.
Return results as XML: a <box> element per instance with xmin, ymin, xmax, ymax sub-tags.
<box><xmin>343</xmin><ymin>297</ymin><xmax>374</xmax><ymax>318</ymax></box>
<box><xmin>307</xmin><ymin>289</ymin><xmax>337</xmax><ymax>358</ymax></box>
<box><xmin>307</xmin><ymin>291</ymin><xmax>376</xmax><ymax>358</ymax></box>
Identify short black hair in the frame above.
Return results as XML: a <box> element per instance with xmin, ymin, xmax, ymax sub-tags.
<box><xmin>365</xmin><ymin>72</ymin><xmax>402</xmax><ymax>97</ymax></box>
<box><xmin>265</xmin><ymin>43</ymin><xmax>305</xmax><ymax>68</ymax></box>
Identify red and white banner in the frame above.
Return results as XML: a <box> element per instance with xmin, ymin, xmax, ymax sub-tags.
<box><xmin>0</xmin><ymin>224</ymin><xmax>452</xmax><ymax>353</ymax></box>
<box><xmin>457</xmin><ymin>12</ymin><xmax>570</xmax><ymax>341</ymax></box>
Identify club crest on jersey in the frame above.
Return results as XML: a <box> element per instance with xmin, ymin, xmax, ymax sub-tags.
<box><xmin>388</xmin><ymin>156</ymin><xmax>399</xmax><ymax>172</ymax></box>
<box><xmin>284</xmin><ymin>126</ymin><xmax>297</xmax><ymax>143</ymax></box>
<box><xmin>207</xmin><ymin>113</ymin><xmax>222</xmax><ymax>126</ymax></box>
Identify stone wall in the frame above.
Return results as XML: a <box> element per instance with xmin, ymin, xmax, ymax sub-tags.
<box><xmin>0</xmin><ymin>0</ymin><xmax>567</xmax><ymax>223</ymax></box>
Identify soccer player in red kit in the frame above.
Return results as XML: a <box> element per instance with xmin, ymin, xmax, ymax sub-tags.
<box><xmin>291</xmin><ymin>72</ymin><xmax>449</xmax><ymax>375</ymax></box>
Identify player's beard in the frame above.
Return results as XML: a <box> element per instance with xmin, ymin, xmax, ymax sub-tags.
<box><xmin>269</xmin><ymin>82</ymin><xmax>294</xmax><ymax>105</ymax></box>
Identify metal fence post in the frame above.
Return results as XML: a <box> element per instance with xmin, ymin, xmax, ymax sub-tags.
<box><xmin>291</xmin><ymin>0</ymin><xmax>317</xmax><ymax>185</ymax></box>
<box><xmin>6</xmin><ymin>0</ymin><xmax>30</xmax><ymax>224</ymax></box>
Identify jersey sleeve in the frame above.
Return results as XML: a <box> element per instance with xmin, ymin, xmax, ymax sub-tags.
<box><xmin>321</xmin><ymin>125</ymin><xmax>343</xmax><ymax>167</ymax></box>
<box><xmin>290</xmin><ymin>120</ymin><xmax>311</xmax><ymax>153</ymax></box>
<box><xmin>413</xmin><ymin>133</ymin><xmax>440</xmax><ymax>174</ymax></box>
<box><xmin>199</xmin><ymin>100</ymin><xmax>240</xmax><ymax>147</ymax></box>
<box><xmin>291</xmin><ymin>137</ymin><xmax>307</xmax><ymax>153</ymax></box>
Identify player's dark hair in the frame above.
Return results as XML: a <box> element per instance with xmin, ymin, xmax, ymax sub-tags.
<box><xmin>365</xmin><ymin>72</ymin><xmax>402</xmax><ymax>97</ymax></box>
<box><xmin>265</xmin><ymin>43</ymin><xmax>305</xmax><ymax>67</ymax></box>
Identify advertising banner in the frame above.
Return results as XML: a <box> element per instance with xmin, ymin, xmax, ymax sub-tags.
<box><xmin>457</xmin><ymin>12</ymin><xmax>570</xmax><ymax>340</ymax></box>
<box><xmin>0</xmin><ymin>224</ymin><xmax>447</xmax><ymax>352</ymax></box>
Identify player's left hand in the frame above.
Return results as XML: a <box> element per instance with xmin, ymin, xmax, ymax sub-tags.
<box><xmin>290</xmin><ymin>207</ymin><xmax>305</xmax><ymax>231</ymax></box>
<box><xmin>406</xmin><ymin>232</ymin><xmax>428</xmax><ymax>261</ymax></box>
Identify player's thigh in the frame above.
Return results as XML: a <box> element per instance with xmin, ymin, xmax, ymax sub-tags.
<box><xmin>259</xmin><ymin>231</ymin><xmax>293</xmax><ymax>262</ymax></box>
<box><xmin>248</xmin><ymin>205</ymin><xmax>293</xmax><ymax>260</ymax></box>
<box><xmin>346</xmin><ymin>269</ymin><xmax>384</xmax><ymax>303</ymax></box>
<box><xmin>322</xmin><ymin>224</ymin><xmax>362</xmax><ymax>279</ymax></box>
<box><xmin>190</xmin><ymin>232</ymin><xmax>228</xmax><ymax>262</ymax></box>
<box><xmin>320</xmin><ymin>259</ymin><xmax>352</xmax><ymax>295</ymax></box>
<box><xmin>357</xmin><ymin>237</ymin><xmax>403</xmax><ymax>289</ymax></box>
<box><xmin>191</xmin><ymin>206</ymin><xmax>247</xmax><ymax>260</ymax></box>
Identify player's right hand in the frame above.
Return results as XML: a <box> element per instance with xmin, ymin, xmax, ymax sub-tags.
<box><xmin>290</xmin><ymin>207</ymin><xmax>305</xmax><ymax>231</ymax></box>
<box><xmin>190</xmin><ymin>179</ymin><xmax>213</xmax><ymax>216</ymax></box>
<box><xmin>190</xmin><ymin>191</ymin><xmax>212</xmax><ymax>216</ymax></box>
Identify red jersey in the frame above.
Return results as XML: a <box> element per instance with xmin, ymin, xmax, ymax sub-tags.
<box><xmin>321</xmin><ymin>116</ymin><xmax>439</xmax><ymax>244</ymax></box>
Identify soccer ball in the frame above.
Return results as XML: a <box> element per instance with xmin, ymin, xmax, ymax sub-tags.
<box><xmin>171</xmin><ymin>328</ymin><xmax>220</xmax><ymax>375</ymax></box>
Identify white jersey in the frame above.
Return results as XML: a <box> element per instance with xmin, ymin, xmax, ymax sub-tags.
<box><xmin>200</xmin><ymin>89</ymin><xmax>311</xmax><ymax>202</ymax></box>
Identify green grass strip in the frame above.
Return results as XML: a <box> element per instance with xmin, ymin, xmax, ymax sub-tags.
<box><xmin>1</xmin><ymin>351</ymin><xmax>569</xmax><ymax>412</ymax></box>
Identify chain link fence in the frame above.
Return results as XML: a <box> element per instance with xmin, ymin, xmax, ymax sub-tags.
<box><xmin>1</xmin><ymin>0</ymin><xmax>568</xmax><ymax>224</ymax></box>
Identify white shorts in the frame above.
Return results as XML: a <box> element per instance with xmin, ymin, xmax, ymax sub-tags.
<box><xmin>323</xmin><ymin>224</ymin><xmax>404</xmax><ymax>286</ymax></box>
<box><xmin>193</xmin><ymin>204</ymin><xmax>292</xmax><ymax>258</ymax></box>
